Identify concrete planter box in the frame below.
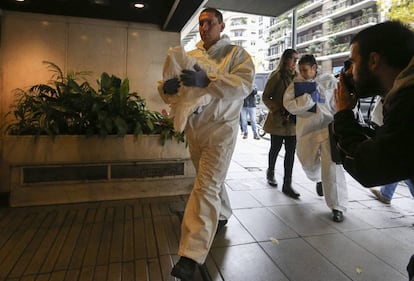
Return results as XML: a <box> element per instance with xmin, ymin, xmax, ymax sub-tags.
<box><xmin>2</xmin><ymin>135</ymin><xmax>194</xmax><ymax>207</ymax></box>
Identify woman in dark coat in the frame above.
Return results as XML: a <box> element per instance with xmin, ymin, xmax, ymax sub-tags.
<box><xmin>262</xmin><ymin>48</ymin><xmax>299</xmax><ymax>198</ymax></box>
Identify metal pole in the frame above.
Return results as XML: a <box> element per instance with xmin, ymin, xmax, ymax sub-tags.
<box><xmin>292</xmin><ymin>9</ymin><xmax>297</xmax><ymax>49</ymax></box>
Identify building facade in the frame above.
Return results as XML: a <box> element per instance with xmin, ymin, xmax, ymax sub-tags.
<box><xmin>182</xmin><ymin>0</ymin><xmax>381</xmax><ymax>75</ymax></box>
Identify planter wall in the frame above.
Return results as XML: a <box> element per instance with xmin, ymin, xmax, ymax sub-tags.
<box><xmin>2</xmin><ymin>135</ymin><xmax>195</xmax><ymax>207</ymax></box>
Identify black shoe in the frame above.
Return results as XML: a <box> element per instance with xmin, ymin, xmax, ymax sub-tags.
<box><xmin>282</xmin><ymin>187</ymin><xmax>300</xmax><ymax>199</ymax></box>
<box><xmin>407</xmin><ymin>254</ymin><xmax>414</xmax><ymax>281</ymax></box>
<box><xmin>282</xmin><ymin>177</ymin><xmax>300</xmax><ymax>199</ymax></box>
<box><xmin>216</xmin><ymin>219</ymin><xmax>228</xmax><ymax>234</ymax></box>
<box><xmin>332</xmin><ymin>209</ymin><xmax>344</xmax><ymax>222</ymax></box>
<box><xmin>171</xmin><ymin>257</ymin><xmax>196</xmax><ymax>281</ymax></box>
<box><xmin>316</xmin><ymin>182</ymin><xmax>323</xmax><ymax>196</ymax></box>
<box><xmin>266</xmin><ymin>169</ymin><xmax>278</xmax><ymax>187</ymax></box>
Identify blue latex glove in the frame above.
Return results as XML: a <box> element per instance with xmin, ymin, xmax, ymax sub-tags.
<box><xmin>311</xmin><ymin>89</ymin><xmax>325</xmax><ymax>103</ymax></box>
<box><xmin>180</xmin><ymin>64</ymin><xmax>210</xmax><ymax>88</ymax></box>
<box><xmin>163</xmin><ymin>77</ymin><xmax>180</xmax><ymax>95</ymax></box>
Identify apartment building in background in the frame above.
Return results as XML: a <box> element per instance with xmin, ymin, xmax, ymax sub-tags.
<box><xmin>181</xmin><ymin>0</ymin><xmax>381</xmax><ymax>75</ymax></box>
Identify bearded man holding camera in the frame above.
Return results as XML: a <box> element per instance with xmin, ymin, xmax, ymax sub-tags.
<box><xmin>332</xmin><ymin>21</ymin><xmax>414</xmax><ymax>281</ymax></box>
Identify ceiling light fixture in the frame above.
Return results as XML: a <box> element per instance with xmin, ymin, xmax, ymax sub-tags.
<box><xmin>133</xmin><ymin>2</ymin><xmax>146</xmax><ymax>9</ymax></box>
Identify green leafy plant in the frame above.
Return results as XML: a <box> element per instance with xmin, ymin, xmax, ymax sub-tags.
<box><xmin>6</xmin><ymin>61</ymin><xmax>184</xmax><ymax>145</ymax></box>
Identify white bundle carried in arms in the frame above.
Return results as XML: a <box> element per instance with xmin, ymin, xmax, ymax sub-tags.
<box><xmin>158</xmin><ymin>46</ymin><xmax>213</xmax><ymax>133</ymax></box>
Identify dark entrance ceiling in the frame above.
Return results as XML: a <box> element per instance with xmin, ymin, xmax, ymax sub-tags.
<box><xmin>0</xmin><ymin>0</ymin><xmax>307</xmax><ymax>32</ymax></box>
<box><xmin>0</xmin><ymin>0</ymin><xmax>204</xmax><ymax>32</ymax></box>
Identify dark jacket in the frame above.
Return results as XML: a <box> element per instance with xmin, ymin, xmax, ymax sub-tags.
<box><xmin>332</xmin><ymin>58</ymin><xmax>414</xmax><ymax>187</ymax></box>
<box><xmin>262</xmin><ymin>69</ymin><xmax>297</xmax><ymax>136</ymax></box>
<box><xmin>243</xmin><ymin>88</ymin><xmax>257</xmax><ymax>108</ymax></box>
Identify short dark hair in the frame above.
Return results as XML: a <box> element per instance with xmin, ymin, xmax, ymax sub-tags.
<box><xmin>351</xmin><ymin>21</ymin><xmax>414</xmax><ymax>69</ymax></box>
<box><xmin>200</xmin><ymin>8</ymin><xmax>223</xmax><ymax>23</ymax></box>
<box><xmin>299</xmin><ymin>54</ymin><xmax>317</xmax><ymax>66</ymax></box>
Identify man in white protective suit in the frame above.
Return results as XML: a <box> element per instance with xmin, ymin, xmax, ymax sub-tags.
<box><xmin>159</xmin><ymin>7</ymin><xmax>255</xmax><ymax>281</ymax></box>
<box><xmin>283</xmin><ymin>54</ymin><xmax>348</xmax><ymax>223</ymax></box>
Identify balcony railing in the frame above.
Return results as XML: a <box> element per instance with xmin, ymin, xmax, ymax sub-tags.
<box><xmin>327</xmin><ymin>13</ymin><xmax>378</xmax><ymax>35</ymax></box>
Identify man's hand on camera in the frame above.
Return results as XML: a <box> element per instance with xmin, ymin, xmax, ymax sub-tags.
<box><xmin>335</xmin><ymin>74</ymin><xmax>357</xmax><ymax>111</ymax></box>
<box><xmin>180</xmin><ymin>64</ymin><xmax>210</xmax><ymax>88</ymax></box>
<box><xmin>163</xmin><ymin>78</ymin><xmax>180</xmax><ymax>95</ymax></box>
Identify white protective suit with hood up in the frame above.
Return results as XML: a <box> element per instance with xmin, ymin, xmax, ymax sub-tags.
<box><xmin>158</xmin><ymin>34</ymin><xmax>254</xmax><ymax>264</ymax></box>
<box><xmin>283</xmin><ymin>72</ymin><xmax>348</xmax><ymax>212</ymax></box>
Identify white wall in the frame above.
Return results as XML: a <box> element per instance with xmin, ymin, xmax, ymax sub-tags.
<box><xmin>0</xmin><ymin>11</ymin><xmax>181</xmax><ymax>193</ymax></box>
<box><xmin>0</xmin><ymin>11</ymin><xmax>180</xmax><ymax>116</ymax></box>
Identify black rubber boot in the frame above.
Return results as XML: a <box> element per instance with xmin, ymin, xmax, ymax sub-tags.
<box><xmin>266</xmin><ymin>169</ymin><xmax>278</xmax><ymax>187</ymax></box>
<box><xmin>282</xmin><ymin>177</ymin><xmax>300</xmax><ymax>199</ymax></box>
<box><xmin>316</xmin><ymin>181</ymin><xmax>323</xmax><ymax>196</ymax></box>
<box><xmin>171</xmin><ymin>256</ymin><xmax>196</xmax><ymax>281</ymax></box>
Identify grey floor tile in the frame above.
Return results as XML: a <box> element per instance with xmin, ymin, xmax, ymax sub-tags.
<box><xmin>249</xmin><ymin>188</ymin><xmax>300</xmax><ymax>206</ymax></box>
<box><xmin>380</xmin><ymin>226</ymin><xmax>414</xmax><ymax>247</ymax></box>
<box><xmin>307</xmin><ymin>203</ymin><xmax>376</xmax><ymax>232</ymax></box>
<box><xmin>233</xmin><ymin>207</ymin><xmax>298</xmax><ymax>241</ymax></box>
<box><xmin>210</xmin><ymin>243</ymin><xmax>289</xmax><ymax>281</ymax></box>
<box><xmin>306</xmin><ymin>233</ymin><xmax>407</xmax><ymax>281</ymax></box>
<box><xmin>347</xmin><ymin>207</ymin><xmax>412</xmax><ymax>228</ymax></box>
<box><xmin>226</xmin><ymin>178</ymin><xmax>269</xmax><ymax>191</ymax></box>
<box><xmin>344</xmin><ymin>228</ymin><xmax>413</xmax><ymax>274</ymax></box>
<box><xmin>212</xmin><ymin>216</ymin><xmax>255</xmax><ymax>248</ymax></box>
<box><xmin>269</xmin><ymin>204</ymin><xmax>339</xmax><ymax>236</ymax></box>
<box><xmin>227</xmin><ymin>190</ymin><xmax>262</xmax><ymax>209</ymax></box>
<box><xmin>260</xmin><ymin>238</ymin><xmax>351</xmax><ymax>281</ymax></box>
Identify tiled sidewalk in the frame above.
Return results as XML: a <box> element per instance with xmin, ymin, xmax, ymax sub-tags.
<box><xmin>0</xmin><ymin>133</ymin><xmax>413</xmax><ymax>281</ymax></box>
<box><xmin>217</xmin><ymin>132</ymin><xmax>414</xmax><ymax>281</ymax></box>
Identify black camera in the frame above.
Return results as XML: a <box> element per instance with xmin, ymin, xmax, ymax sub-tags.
<box><xmin>340</xmin><ymin>60</ymin><xmax>356</xmax><ymax>95</ymax></box>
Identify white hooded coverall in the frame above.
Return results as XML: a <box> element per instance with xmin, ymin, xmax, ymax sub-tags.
<box><xmin>283</xmin><ymin>72</ymin><xmax>348</xmax><ymax>212</ymax></box>
<box><xmin>158</xmin><ymin>35</ymin><xmax>254</xmax><ymax>264</ymax></box>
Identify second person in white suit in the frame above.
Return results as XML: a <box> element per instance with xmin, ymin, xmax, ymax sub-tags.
<box><xmin>283</xmin><ymin>54</ymin><xmax>348</xmax><ymax>222</ymax></box>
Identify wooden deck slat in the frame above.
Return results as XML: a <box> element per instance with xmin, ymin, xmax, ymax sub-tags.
<box><xmin>0</xmin><ymin>229</ymin><xmax>37</xmax><ymax>279</ymax></box>
<box><xmin>72</xmin><ymin>224</ymin><xmax>92</xmax><ymax>269</ymax></box>
<box><xmin>8</xmin><ymin>228</ymin><xmax>47</xmax><ymax>278</ymax></box>
<box><xmin>82</xmin><ymin>222</ymin><xmax>104</xmax><ymax>267</ymax></box>
<box><xmin>95</xmin><ymin>221</ymin><xmax>112</xmax><ymax>266</ymax></box>
<box><xmin>54</xmin><ymin>214</ymin><xmax>83</xmax><ymax>271</ymax></box>
<box><xmin>36</xmin><ymin>273</ymin><xmax>51</xmax><ymax>281</ymax></box>
<box><xmin>110</xmin><ymin>220</ymin><xmax>124</xmax><ymax>263</ymax></box>
<box><xmin>122</xmin><ymin>262</ymin><xmax>135</xmax><ymax>281</ymax></box>
<box><xmin>93</xmin><ymin>265</ymin><xmax>107</xmax><ymax>281</ymax></box>
<box><xmin>78</xmin><ymin>266</ymin><xmax>94</xmax><ymax>281</ymax></box>
<box><xmin>0</xmin><ymin>196</ymin><xmax>205</xmax><ymax>281</ymax></box>
<box><xmin>40</xmin><ymin>225</ymin><xmax>70</xmax><ymax>273</ymax></box>
<box><xmin>147</xmin><ymin>258</ymin><xmax>163</xmax><ymax>281</ymax></box>
<box><xmin>95</xmin><ymin>206</ymin><xmax>107</xmax><ymax>223</ymax></box>
<box><xmin>84</xmin><ymin>208</ymin><xmax>98</xmax><ymax>224</ymax></box>
<box><xmin>107</xmin><ymin>262</ymin><xmax>122</xmax><ymax>281</ymax></box>
<box><xmin>144</xmin><ymin>218</ymin><xmax>158</xmax><ymax>258</ymax></box>
<box><xmin>24</xmin><ymin>228</ymin><xmax>60</xmax><ymax>275</ymax></box>
<box><xmin>19</xmin><ymin>275</ymin><xmax>35</xmax><ymax>281</ymax></box>
<box><xmin>123</xmin><ymin>218</ymin><xmax>134</xmax><ymax>262</ymax></box>
<box><xmin>64</xmin><ymin>269</ymin><xmax>80</xmax><ymax>281</ymax></box>
<box><xmin>133</xmin><ymin>219</ymin><xmax>147</xmax><ymax>260</ymax></box>
<box><xmin>159</xmin><ymin>254</ymin><xmax>175</xmax><ymax>281</ymax></box>
<box><xmin>153</xmin><ymin>216</ymin><xmax>174</xmax><ymax>256</ymax></box>
<box><xmin>49</xmin><ymin>270</ymin><xmax>66</xmax><ymax>281</ymax></box>
<box><xmin>135</xmin><ymin>259</ymin><xmax>149</xmax><ymax>281</ymax></box>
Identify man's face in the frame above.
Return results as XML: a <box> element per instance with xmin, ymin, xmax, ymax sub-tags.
<box><xmin>199</xmin><ymin>11</ymin><xmax>224</xmax><ymax>49</ymax></box>
<box><xmin>350</xmin><ymin>43</ymin><xmax>382</xmax><ymax>97</ymax></box>
<box><xmin>299</xmin><ymin>63</ymin><xmax>317</xmax><ymax>80</ymax></box>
